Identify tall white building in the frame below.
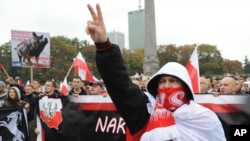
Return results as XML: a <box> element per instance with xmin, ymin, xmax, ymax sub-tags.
<box><xmin>107</xmin><ymin>31</ymin><xmax>125</xmax><ymax>50</ymax></box>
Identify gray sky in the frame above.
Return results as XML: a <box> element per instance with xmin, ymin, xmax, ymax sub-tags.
<box><xmin>1</xmin><ymin>0</ymin><xmax>249</xmax><ymax>62</ymax></box>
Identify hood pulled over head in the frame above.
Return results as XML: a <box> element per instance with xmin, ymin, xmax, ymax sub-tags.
<box><xmin>146</xmin><ymin>62</ymin><xmax>194</xmax><ymax>100</ymax></box>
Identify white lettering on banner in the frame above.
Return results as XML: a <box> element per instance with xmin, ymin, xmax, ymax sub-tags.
<box><xmin>95</xmin><ymin>116</ymin><xmax>126</xmax><ymax>134</ymax></box>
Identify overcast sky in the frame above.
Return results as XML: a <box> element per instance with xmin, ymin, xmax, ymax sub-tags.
<box><xmin>1</xmin><ymin>0</ymin><xmax>249</xmax><ymax>62</ymax></box>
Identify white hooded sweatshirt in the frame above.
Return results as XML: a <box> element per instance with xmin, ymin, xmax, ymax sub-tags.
<box><xmin>144</xmin><ymin>62</ymin><xmax>226</xmax><ymax>141</ymax></box>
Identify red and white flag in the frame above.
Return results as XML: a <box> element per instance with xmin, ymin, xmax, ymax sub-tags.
<box><xmin>92</xmin><ymin>75</ymin><xmax>99</xmax><ymax>82</ymax></box>
<box><xmin>17</xmin><ymin>79</ymin><xmax>23</xmax><ymax>87</ymax></box>
<box><xmin>26</xmin><ymin>80</ymin><xmax>30</xmax><ymax>85</ymax></box>
<box><xmin>73</xmin><ymin>52</ymin><xmax>94</xmax><ymax>82</ymax></box>
<box><xmin>186</xmin><ymin>45</ymin><xmax>200</xmax><ymax>93</ymax></box>
<box><xmin>60</xmin><ymin>77</ymin><xmax>69</xmax><ymax>95</ymax></box>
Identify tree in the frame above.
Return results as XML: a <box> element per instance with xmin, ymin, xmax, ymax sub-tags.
<box><xmin>221</xmin><ymin>59</ymin><xmax>243</xmax><ymax>75</ymax></box>
<box><xmin>198</xmin><ymin>44</ymin><xmax>223</xmax><ymax>75</ymax></box>
<box><xmin>56</xmin><ymin>36</ymin><xmax>89</xmax><ymax>51</ymax></box>
<box><xmin>129</xmin><ymin>48</ymin><xmax>144</xmax><ymax>75</ymax></box>
<box><xmin>243</xmin><ymin>55</ymin><xmax>250</xmax><ymax>74</ymax></box>
<box><xmin>40</xmin><ymin>37</ymin><xmax>78</xmax><ymax>83</ymax></box>
<box><xmin>121</xmin><ymin>48</ymin><xmax>131</xmax><ymax>72</ymax></box>
<box><xmin>157</xmin><ymin>44</ymin><xmax>178</xmax><ymax>67</ymax></box>
<box><xmin>177</xmin><ymin>44</ymin><xmax>195</xmax><ymax>65</ymax></box>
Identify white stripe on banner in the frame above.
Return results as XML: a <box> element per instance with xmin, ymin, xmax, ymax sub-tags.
<box><xmin>194</xmin><ymin>94</ymin><xmax>249</xmax><ymax>104</ymax></box>
<box><xmin>36</xmin><ymin>115</ymin><xmax>42</xmax><ymax>141</ymax></box>
<box><xmin>69</xmin><ymin>95</ymin><xmax>113</xmax><ymax>103</ymax></box>
<box><xmin>69</xmin><ymin>95</ymin><xmax>249</xmax><ymax>105</ymax></box>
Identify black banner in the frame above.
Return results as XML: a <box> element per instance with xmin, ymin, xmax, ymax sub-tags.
<box><xmin>0</xmin><ymin>107</ymin><xmax>29</xmax><ymax>141</ymax></box>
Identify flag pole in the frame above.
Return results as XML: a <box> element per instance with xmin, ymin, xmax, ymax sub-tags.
<box><xmin>65</xmin><ymin>63</ymin><xmax>74</xmax><ymax>78</ymax></box>
<box><xmin>30</xmin><ymin>66</ymin><xmax>33</xmax><ymax>83</ymax></box>
<box><xmin>1</xmin><ymin>65</ymin><xmax>10</xmax><ymax>77</ymax></box>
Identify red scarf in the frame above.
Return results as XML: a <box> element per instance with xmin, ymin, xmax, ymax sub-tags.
<box><xmin>157</xmin><ymin>87</ymin><xmax>187</xmax><ymax>111</ymax></box>
<box><xmin>140</xmin><ymin>99</ymin><xmax>180</xmax><ymax>141</ymax></box>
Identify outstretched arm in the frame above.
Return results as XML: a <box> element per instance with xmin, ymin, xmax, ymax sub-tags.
<box><xmin>86</xmin><ymin>4</ymin><xmax>150</xmax><ymax>135</ymax></box>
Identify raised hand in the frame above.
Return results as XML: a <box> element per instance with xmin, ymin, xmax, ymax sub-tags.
<box><xmin>86</xmin><ymin>4</ymin><xmax>107</xmax><ymax>43</ymax></box>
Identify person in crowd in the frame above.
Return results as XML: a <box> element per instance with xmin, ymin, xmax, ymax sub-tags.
<box><xmin>0</xmin><ymin>81</ymin><xmax>8</xmax><ymax>108</ymax></box>
<box><xmin>131</xmin><ymin>78</ymin><xmax>142</xmax><ymax>90</ymax></box>
<box><xmin>23</xmin><ymin>84</ymin><xmax>39</xmax><ymax>141</ymax></box>
<box><xmin>219</xmin><ymin>76</ymin><xmax>237</xmax><ymax>95</ymax></box>
<box><xmin>235</xmin><ymin>79</ymin><xmax>242</xmax><ymax>94</ymax></box>
<box><xmin>68</xmin><ymin>76</ymin><xmax>87</xmax><ymax>97</ymax></box>
<box><xmin>213</xmin><ymin>78</ymin><xmax>221</xmax><ymax>92</ymax></box>
<box><xmin>31</xmin><ymin>79</ymin><xmax>43</xmax><ymax>93</ymax></box>
<box><xmin>89</xmin><ymin>81</ymin><xmax>106</xmax><ymax>95</ymax></box>
<box><xmin>242</xmin><ymin>81</ymin><xmax>250</xmax><ymax>94</ymax></box>
<box><xmin>141</xmin><ymin>75</ymin><xmax>149</xmax><ymax>92</ymax></box>
<box><xmin>5</xmin><ymin>76</ymin><xmax>25</xmax><ymax>99</ymax></box>
<box><xmin>85</xmin><ymin>3</ymin><xmax>226</xmax><ymax>141</ymax></box>
<box><xmin>199</xmin><ymin>76</ymin><xmax>208</xmax><ymax>93</ymax></box>
<box><xmin>205</xmin><ymin>75</ymin><xmax>215</xmax><ymax>93</ymax></box>
<box><xmin>2</xmin><ymin>86</ymin><xmax>29</xmax><ymax>111</ymax></box>
<box><xmin>34</xmin><ymin>80</ymin><xmax>68</xmax><ymax>140</ymax></box>
<box><xmin>83</xmin><ymin>81</ymin><xmax>92</xmax><ymax>94</ymax></box>
<box><xmin>15</xmin><ymin>76</ymin><xmax>23</xmax><ymax>86</ymax></box>
<box><xmin>67</xmin><ymin>81</ymin><xmax>72</xmax><ymax>91</ymax></box>
<box><xmin>238</xmin><ymin>75</ymin><xmax>246</xmax><ymax>91</ymax></box>
<box><xmin>5</xmin><ymin>76</ymin><xmax>15</xmax><ymax>84</ymax></box>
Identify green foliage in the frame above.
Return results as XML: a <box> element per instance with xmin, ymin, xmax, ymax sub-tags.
<box><xmin>157</xmin><ymin>44</ymin><xmax>178</xmax><ymax>67</ymax></box>
<box><xmin>29</xmin><ymin>37</ymin><xmax>79</xmax><ymax>83</ymax></box>
<box><xmin>121</xmin><ymin>48</ymin><xmax>144</xmax><ymax>75</ymax></box>
<box><xmin>243</xmin><ymin>56</ymin><xmax>250</xmax><ymax>74</ymax></box>
<box><xmin>177</xmin><ymin>45</ymin><xmax>195</xmax><ymax>65</ymax></box>
<box><xmin>221</xmin><ymin>59</ymin><xmax>243</xmax><ymax>75</ymax></box>
<box><xmin>0</xmin><ymin>37</ymin><xmax>246</xmax><ymax>84</ymax></box>
<box><xmin>121</xmin><ymin>48</ymin><xmax>131</xmax><ymax>73</ymax></box>
<box><xmin>198</xmin><ymin>44</ymin><xmax>224</xmax><ymax>75</ymax></box>
<box><xmin>129</xmin><ymin>48</ymin><xmax>144</xmax><ymax>75</ymax></box>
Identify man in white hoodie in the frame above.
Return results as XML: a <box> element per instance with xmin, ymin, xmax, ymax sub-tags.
<box><xmin>86</xmin><ymin>3</ymin><xmax>226</xmax><ymax>141</ymax></box>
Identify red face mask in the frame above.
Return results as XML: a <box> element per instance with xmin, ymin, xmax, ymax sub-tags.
<box><xmin>157</xmin><ymin>87</ymin><xmax>187</xmax><ymax>111</ymax></box>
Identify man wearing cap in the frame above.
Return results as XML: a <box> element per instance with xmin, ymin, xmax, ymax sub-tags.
<box><xmin>89</xmin><ymin>81</ymin><xmax>105</xmax><ymax>95</ymax></box>
<box><xmin>0</xmin><ymin>81</ymin><xmax>7</xmax><ymax>108</ymax></box>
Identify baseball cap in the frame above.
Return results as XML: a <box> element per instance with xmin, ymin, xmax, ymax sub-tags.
<box><xmin>90</xmin><ymin>81</ymin><xmax>104</xmax><ymax>88</ymax></box>
<box><xmin>0</xmin><ymin>81</ymin><xmax>6</xmax><ymax>87</ymax></box>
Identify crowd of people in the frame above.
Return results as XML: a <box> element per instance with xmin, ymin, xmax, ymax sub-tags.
<box><xmin>1</xmin><ymin>71</ymin><xmax>249</xmax><ymax>140</ymax></box>
<box><xmin>85</xmin><ymin>3</ymin><xmax>227</xmax><ymax>141</ymax></box>
<box><xmin>0</xmin><ymin>3</ymin><xmax>250</xmax><ymax>141</ymax></box>
<box><xmin>199</xmin><ymin>75</ymin><xmax>250</xmax><ymax>95</ymax></box>
<box><xmin>0</xmin><ymin>75</ymin><xmax>109</xmax><ymax>141</ymax></box>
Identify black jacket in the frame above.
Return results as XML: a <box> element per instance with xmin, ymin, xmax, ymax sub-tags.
<box><xmin>68</xmin><ymin>87</ymin><xmax>87</xmax><ymax>95</ymax></box>
<box><xmin>95</xmin><ymin>40</ymin><xmax>150</xmax><ymax>134</ymax></box>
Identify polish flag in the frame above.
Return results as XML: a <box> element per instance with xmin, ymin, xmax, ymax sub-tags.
<box><xmin>73</xmin><ymin>52</ymin><xmax>94</xmax><ymax>82</ymax></box>
<box><xmin>186</xmin><ymin>46</ymin><xmax>200</xmax><ymax>93</ymax></box>
<box><xmin>60</xmin><ymin>77</ymin><xmax>69</xmax><ymax>95</ymax></box>
<box><xmin>17</xmin><ymin>79</ymin><xmax>23</xmax><ymax>86</ymax></box>
<box><xmin>92</xmin><ymin>75</ymin><xmax>99</xmax><ymax>81</ymax></box>
<box><xmin>26</xmin><ymin>80</ymin><xmax>30</xmax><ymax>85</ymax></box>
